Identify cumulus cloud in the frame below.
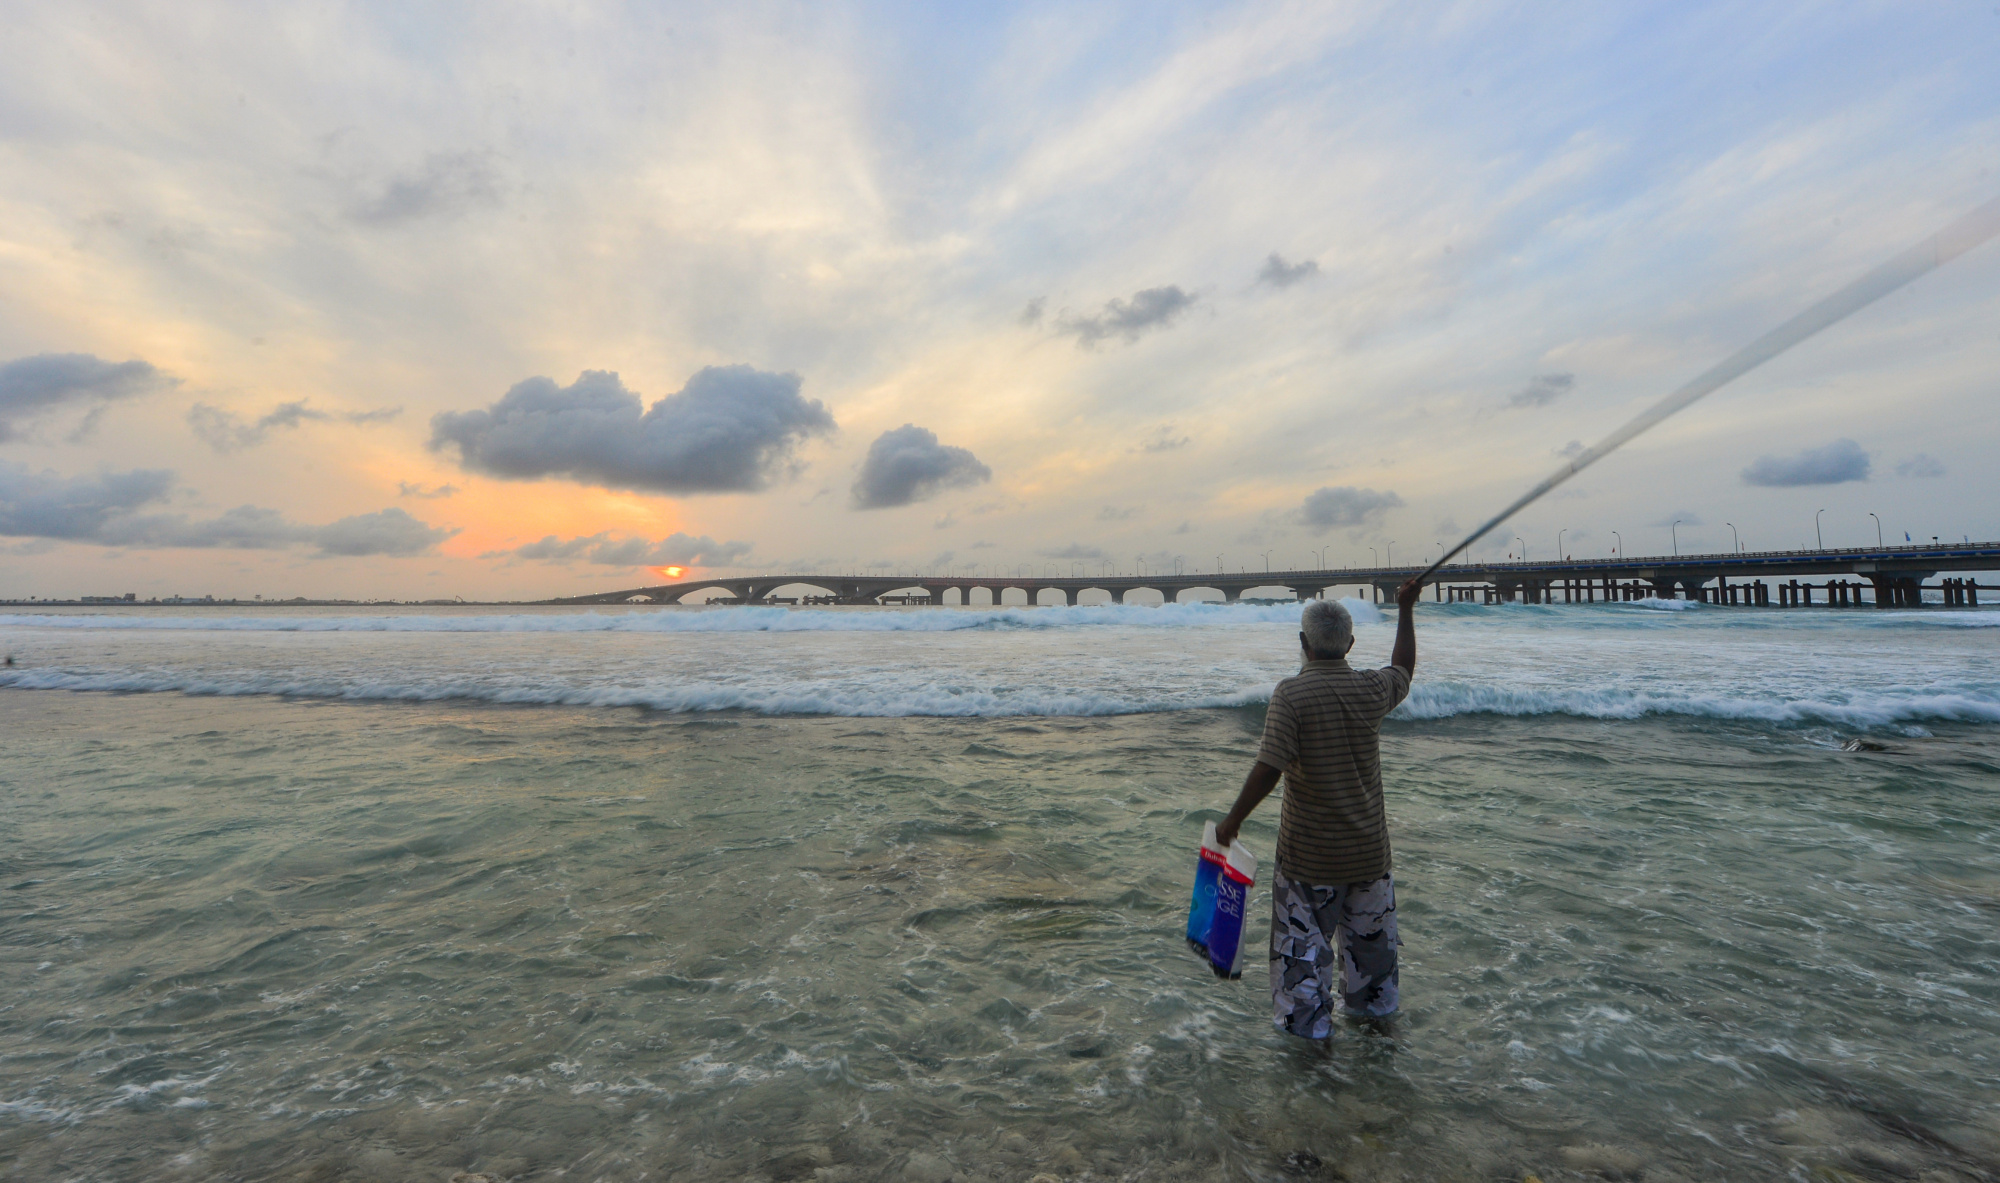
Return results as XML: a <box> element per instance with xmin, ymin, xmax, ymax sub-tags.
<box><xmin>189</xmin><ymin>400</ymin><xmax>401</xmax><ymax>452</ymax></box>
<box><xmin>484</xmin><ymin>531</ymin><xmax>751</xmax><ymax>567</ymax></box>
<box><xmin>0</xmin><ymin>461</ymin><xmax>451</xmax><ymax>556</ymax></box>
<box><xmin>1895</xmin><ymin>453</ymin><xmax>1946</xmax><ymax>478</ymax></box>
<box><xmin>310</xmin><ymin>509</ymin><xmax>454</xmax><ymax>557</ymax></box>
<box><xmin>1055</xmin><ymin>286</ymin><xmax>1197</xmax><ymax>346</ymax></box>
<box><xmin>1299</xmin><ymin>486</ymin><xmax>1403</xmax><ymax>530</ymax></box>
<box><xmin>430</xmin><ymin>366</ymin><xmax>835</xmax><ymax>494</ymax></box>
<box><xmin>0</xmin><ymin>463</ymin><xmax>175</xmax><ymax>539</ymax></box>
<box><xmin>1508</xmin><ymin>373</ymin><xmax>1574</xmax><ymax>409</ymax></box>
<box><xmin>851</xmin><ymin>424</ymin><xmax>991</xmax><ymax>509</ymax></box>
<box><xmin>1257</xmin><ymin>253</ymin><xmax>1320</xmax><ymax>287</ymax></box>
<box><xmin>1741</xmin><ymin>439</ymin><xmax>1870</xmax><ymax>487</ymax></box>
<box><xmin>1039</xmin><ymin>542</ymin><xmax>1105</xmax><ymax>559</ymax></box>
<box><xmin>351</xmin><ymin>151</ymin><xmax>503</xmax><ymax>225</ymax></box>
<box><xmin>0</xmin><ymin>353</ymin><xmax>174</xmax><ymax>440</ymax></box>
<box><xmin>1019</xmin><ymin>297</ymin><xmax>1045</xmax><ymax>326</ymax></box>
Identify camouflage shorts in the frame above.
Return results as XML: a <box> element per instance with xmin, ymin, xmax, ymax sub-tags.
<box><xmin>1270</xmin><ymin>866</ymin><xmax>1399</xmax><ymax>1038</ymax></box>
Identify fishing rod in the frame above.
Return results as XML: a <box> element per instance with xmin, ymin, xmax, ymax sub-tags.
<box><xmin>1412</xmin><ymin>193</ymin><xmax>2000</xmax><ymax>586</ymax></box>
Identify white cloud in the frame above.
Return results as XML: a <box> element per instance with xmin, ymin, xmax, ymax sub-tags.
<box><xmin>851</xmin><ymin>424</ymin><xmax>991</xmax><ymax>508</ymax></box>
<box><xmin>431</xmin><ymin>367</ymin><xmax>835</xmax><ymax>495</ymax></box>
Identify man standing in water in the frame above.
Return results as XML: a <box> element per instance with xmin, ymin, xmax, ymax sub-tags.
<box><xmin>1213</xmin><ymin>579</ymin><xmax>1420</xmax><ymax>1036</ymax></box>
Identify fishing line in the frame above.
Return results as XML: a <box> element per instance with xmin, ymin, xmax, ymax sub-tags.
<box><xmin>1414</xmin><ymin>193</ymin><xmax>2000</xmax><ymax>586</ymax></box>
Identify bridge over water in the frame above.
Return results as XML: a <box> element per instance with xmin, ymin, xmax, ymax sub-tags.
<box><xmin>550</xmin><ymin>541</ymin><xmax>2000</xmax><ymax>608</ymax></box>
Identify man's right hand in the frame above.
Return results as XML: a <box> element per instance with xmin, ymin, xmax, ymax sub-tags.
<box><xmin>1214</xmin><ymin>817</ymin><xmax>1240</xmax><ymax>848</ymax></box>
<box><xmin>1396</xmin><ymin>578</ymin><xmax>1423</xmax><ymax>610</ymax></box>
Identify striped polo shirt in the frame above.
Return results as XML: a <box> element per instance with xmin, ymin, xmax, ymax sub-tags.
<box><xmin>1255</xmin><ymin>657</ymin><xmax>1412</xmax><ymax>886</ymax></box>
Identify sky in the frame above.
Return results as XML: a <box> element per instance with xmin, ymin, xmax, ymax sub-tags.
<box><xmin>2</xmin><ymin>1</ymin><xmax>1997</xmax><ymax>601</ymax></box>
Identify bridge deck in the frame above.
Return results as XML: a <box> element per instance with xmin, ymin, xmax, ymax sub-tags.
<box><xmin>547</xmin><ymin>542</ymin><xmax>2000</xmax><ymax>605</ymax></box>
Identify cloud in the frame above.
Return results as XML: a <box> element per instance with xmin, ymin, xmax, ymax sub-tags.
<box><xmin>1132</xmin><ymin>425</ymin><xmax>1192</xmax><ymax>453</ymax></box>
<box><xmin>483</xmin><ymin>531</ymin><xmax>751</xmax><ymax>568</ymax></box>
<box><xmin>0</xmin><ymin>463</ymin><xmax>175</xmax><ymax>539</ymax></box>
<box><xmin>0</xmin><ymin>353</ymin><xmax>174</xmax><ymax>440</ymax></box>
<box><xmin>1173</xmin><ymin>520</ymin><xmax>1194</xmax><ymax>535</ymax></box>
<box><xmin>1299</xmin><ymin>486</ymin><xmax>1403</xmax><ymax>530</ymax></box>
<box><xmin>397</xmin><ymin>481</ymin><xmax>459</xmax><ymax>498</ymax></box>
<box><xmin>1039</xmin><ymin>542</ymin><xmax>1105</xmax><ymax>559</ymax></box>
<box><xmin>968</xmin><ymin>539</ymin><xmax>996</xmax><ymax>550</ymax></box>
<box><xmin>310</xmin><ymin>509</ymin><xmax>455</xmax><ymax>557</ymax></box>
<box><xmin>1554</xmin><ymin>439</ymin><xmax>1584</xmax><ymax>458</ymax></box>
<box><xmin>1741</xmin><ymin>438</ymin><xmax>1870</xmax><ymax>487</ymax></box>
<box><xmin>1019</xmin><ymin>297</ymin><xmax>1045</xmax><ymax>326</ymax></box>
<box><xmin>430</xmin><ymin>366</ymin><xmax>835</xmax><ymax>494</ymax></box>
<box><xmin>1054</xmin><ymin>286</ymin><xmax>1197</xmax><ymax>346</ymax></box>
<box><xmin>351</xmin><ymin>151</ymin><xmax>503</xmax><ymax>225</ymax></box>
<box><xmin>189</xmin><ymin>400</ymin><xmax>401</xmax><ymax>452</ymax></box>
<box><xmin>1508</xmin><ymin>373</ymin><xmax>1574</xmax><ymax>409</ymax></box>
<box><xmin>1895</xmin><ymin>453</ymin><xmax>1946</xmax><ymax>478</ymax></box>
<box><xmin>0</xmin><ymin>461</ymin><xmax>450</xmax><ymax>556</ymax></box>
<box><xmin>1098</xmin><ymin>505</ymin><xmax>1140</xmax><ymax>521</ymax></box>
<box><xmin>851</xmin><ymin>424</ymin><xmax>991</xmax><ymax>509</ymax></box>
<box><xmin>1257</xmin><ymin>253</ymin><xmax>1319</xmax><ymax>287</ymax></box>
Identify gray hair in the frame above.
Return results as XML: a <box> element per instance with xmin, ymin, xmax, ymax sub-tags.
<box><xmin>1300</xmin><ymin>599</ymin><xmax>1353</xmax><ymax>657</ymax></box>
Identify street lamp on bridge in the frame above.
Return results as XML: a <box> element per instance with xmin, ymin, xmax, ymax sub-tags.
<box><xmin>1671</xmin><ymin>521</ymin><xmax>1682</xmax><ymax>556</ymax></box>
<box><xmin>1368</xmin><ymin>547</ymin><xmax>1376</xmax><ymax>566</ymax></box>
<box><xmin>1868</xmin><ymin>512</ymin><xmax>1882</xmax><ymax>547</ymax></box>
<box><xmin>1386</xmin><ymin>541</ymin><xmax>1395</xmax><ymax>565</ymax></box>
<box><xmin>1726</xmin><ymin>522</ymin><xmax>1739</xmax><ymax>553</ymax></box>
<box><xmin>1612</xmin><ymin>531</ymin><xmax>1622</xmax><ymax>558</ymax></box>
<box><xmin>1515</xmin><ymin>536</ymin><xmax>1526</xmax><ymax>562</ymax></box>
<box><xmin>1556</xmin><ymin>530</ymin><xmax>1565</xmax><ymax>560</ymax></box>
<box><xmin>1260</xmin><ymin>551</ymin><xmax>1271</xmax><ymax>572</ymax></box>
<box><xmin>1815</xmin><ymin>508</ymin><xmax>1826</xmax><ymax>550</ymax></box>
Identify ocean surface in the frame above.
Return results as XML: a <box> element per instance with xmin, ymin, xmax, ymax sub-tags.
<box><xmin>2</xmin><ymin>599</ymin><xmax>1997</xmax><ymax>1182</ymax></box>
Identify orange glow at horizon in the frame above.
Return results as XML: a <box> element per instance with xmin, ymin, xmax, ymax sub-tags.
<box><xmin>651</xmin><ymin>565</ymin><xmax>687</xmax><ymax>579</ymax></box>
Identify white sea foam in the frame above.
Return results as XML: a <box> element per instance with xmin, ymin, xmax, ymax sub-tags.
<box><xmin>0</xmin><ymin>599</ymin><xmax>1374</xmax><ymax>635</ymax></box>
<box><xmin>0</xmin><ymin>665</ymin><xmax>1273</xmax><ymax>717</ymax></box>
<box><xmin>1399</xmin><ymin>682</ymin><xmax>2000</xmax><ymax>728</ymax></box>
<box><xmin>4</xmin><ymin>662</ymin><xmax>1992</xmax><ymax>728</ymax></box>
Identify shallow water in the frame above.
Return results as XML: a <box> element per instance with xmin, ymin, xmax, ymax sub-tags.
<box><xmin>3</xmin><ymin>603</ymin><xmax>1999</xmax><ymax>1182</ymax></box>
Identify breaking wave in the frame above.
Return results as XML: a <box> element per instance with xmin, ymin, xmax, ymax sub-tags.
<box><xmin>3</xmin><ymin>664</ymin><xmax>1992</xmax><ymax>729</ymax></box>
<box><xmin>1400</xmin><ymin>681</ymin><xmax>2000</xmax><ymax>729</ymax></box>
<box><xmin>0</xmin><ymin>598</ymin><xmax>1387</xmax><ymax>634</ymax></box>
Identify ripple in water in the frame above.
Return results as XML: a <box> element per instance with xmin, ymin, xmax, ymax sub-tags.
<box><xmin>4</xmin><ymin>686</ymin><xmax>1999</xmax><ymax>1181</ymax></box>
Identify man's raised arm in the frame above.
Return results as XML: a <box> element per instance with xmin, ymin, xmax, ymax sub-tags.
<box><xmin>1391</xmin><ymin>579</ymin><xmax>1420</xmax><ymax>674</ymax></box>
